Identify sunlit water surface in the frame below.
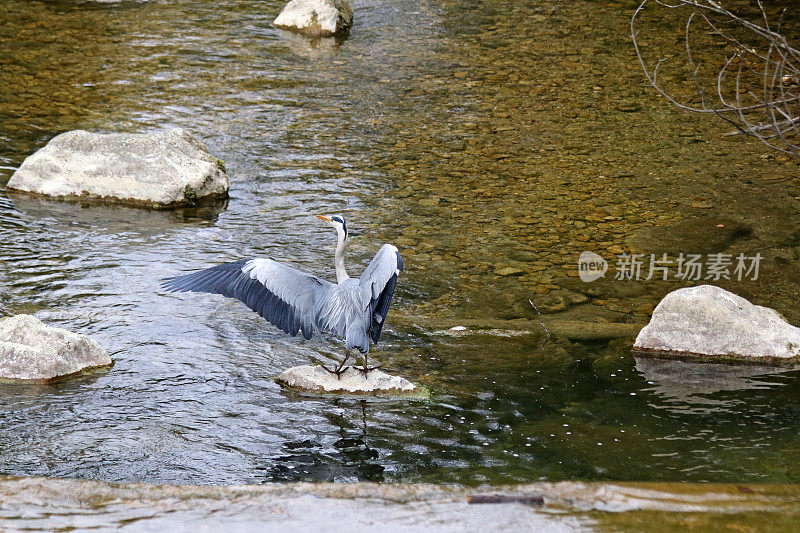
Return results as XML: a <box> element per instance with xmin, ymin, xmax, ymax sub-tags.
<box><xmin>2</xmin><ymin>0</ymin><xmax>800</xmax><ymax>489</ymax></box>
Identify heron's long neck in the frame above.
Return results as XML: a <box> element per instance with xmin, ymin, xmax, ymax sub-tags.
<box><xmin>334</xmin><ymin>228</ymin><xmax>349</xmax><ymax>283</ymax></box>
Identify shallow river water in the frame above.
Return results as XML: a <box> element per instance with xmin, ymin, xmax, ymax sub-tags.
<box><xmin>3</xmin><ymin>0</ymin><xmax>800</xmax><ymax>499</ymax></box>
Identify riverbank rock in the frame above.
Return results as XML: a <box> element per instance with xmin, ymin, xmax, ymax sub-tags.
<box><xmin>633</xmin><ymin>285</ymin><xmax>800</xmax><ymax>363</ymax></box>
<box><xmin>6</xmin><ymin>129</ymin><xmax>229</xmax><ymax>208</ymax></box>
<box><xmin>0</xmin><ymin>315</ymin><xmax>111</xmax><ymax>381</ymax></box>
<box><xmin>273</xmin><ymin>0</ymin><xmax>353</xmax><ymax>36</ymax></box>
<box><xmin>277</xmin><ymin>364</ymin><xmax>422</xmax><ymax>396</ymax></box>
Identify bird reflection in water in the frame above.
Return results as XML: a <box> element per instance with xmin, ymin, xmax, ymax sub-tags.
<box><xmin>260</xmin><ymin>400</ymin><xmax>384</xmax><ymax>483</ymax></box>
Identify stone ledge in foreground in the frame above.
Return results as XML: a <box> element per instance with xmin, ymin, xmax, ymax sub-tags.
<box><xmin>2</xmin><ymin>476</ymin><xmax>799</xmax><ymax>532</ymax></box>
<box><xmin>277</xmin><ymin>364</ymin><xmax>427</xmax><ymax>397</ymax></box>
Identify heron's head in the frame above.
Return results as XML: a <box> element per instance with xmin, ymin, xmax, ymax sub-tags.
<box><xmin>316</xmin><ymin>214</ymin><xmax>348</xmax><ymax>239</ymax></box>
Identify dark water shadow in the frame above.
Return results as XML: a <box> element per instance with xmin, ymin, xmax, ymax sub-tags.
<box><xmin>5</xmin><ymin>193</ymin><xmax>228</xmax><ymax>234</ymax></box>
<box><xmin>258</xmin><ymin>399</ymin><xmax>385</xmax><ymax>483</ymax></box>
<box><xmin>635</xmin><ymin>356</ymin><xmax>793</xmax><ymax>413</ymax></box>
<box><xmin>274</xmin><ymin>28</ymin><xmax>350</xmax><ymax>58</ymax></box>
<box><xmin>0</xmin><ymin>364</ymin><xmax>112</xmax><ymax>400</ymax></box>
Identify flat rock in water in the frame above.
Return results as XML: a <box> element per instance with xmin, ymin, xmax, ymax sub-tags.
<box><xmin>634</xmin><ymin>285</ymin><xmax>800</xmax><ymax>364</ymax></box>
<box><xmin>6</xmin><ymin>129</ymin><xmax>229</xmax><ymax>208</ymax></box>
<box><xmin>0</xmin><ymin>315</ymin><xmax>111</xmax><ymax>381</ymax></box>
<box><xmin>494</xmin><ymin>266</ymin><xmax>525</xmax><ymax>277</ymax></box>
<box><xmin>273</xmin><ymin>0</ymin><xmax>353</xmax><ymax>36</ymax></box>
<box><xmin>277</xmin><ymin>365</ymin><xmax>421</xmax><ymax>396</ymax></box>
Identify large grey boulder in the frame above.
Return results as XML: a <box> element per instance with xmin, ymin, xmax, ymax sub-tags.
<box><xmin>634</xmin><ymin>285</ymin><xmax>800</xmax><ymax>363</ymax></box>
<box><xmin>277</xmin><ymin>365</ymin><xmax>424</xmax><ymax>396</ymax></box>
<box><xmin>6</xmin><ymin>129</ymin><xmax>229</xmax><ymax>208</ymax></box>
<box><xmin>273</xmin><ymin>0</ymin><xmax>353</xmax><ymax>36</ymax></box>
<box><xmin>0</xmin><ymin>315</ymin><xmax>111</xmax><ymax>381</ymax></box>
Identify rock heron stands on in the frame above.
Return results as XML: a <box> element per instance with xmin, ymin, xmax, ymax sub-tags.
<box><xmin>161</xmin><ymin>215</ymin><xmax>403</xmax><ymax>377</ymax></box>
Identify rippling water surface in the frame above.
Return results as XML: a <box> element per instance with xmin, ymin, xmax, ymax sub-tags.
<box><xmin>2</xmin><ymin>0</ymin><xmax>800</xmax><ymax>488</ymax></box>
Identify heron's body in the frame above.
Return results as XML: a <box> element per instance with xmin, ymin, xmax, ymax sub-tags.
<box><xmin>161</xmin><ymin>215</ymin><xmax>402</xmax><ymax>373</ymax></box>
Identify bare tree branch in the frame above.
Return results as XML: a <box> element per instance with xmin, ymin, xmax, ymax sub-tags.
<box><xmin>631</xmin><ymin>0</ymin><xmax>800</xmax><ymax>157</ymax></box>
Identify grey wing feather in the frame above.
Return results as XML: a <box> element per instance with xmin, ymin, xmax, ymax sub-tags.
<box><xmin>161</xmin><ymin>258</ymin><xmax>336</xmax><ymax>340</ymax></box>
<box><xmin>360</xmin><ymin>244</ymin><xmax>404</xmax><ymax>344</ymax></box>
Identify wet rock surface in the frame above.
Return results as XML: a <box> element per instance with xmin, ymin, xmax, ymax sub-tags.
<box><xmin>277</xmin><ymin>364</ymin><xmax>421</xmax><ymax>396</ymax></box>
<box><xmin>273</xmin><ymin>0</ymin><xmax>353</xmax><ymax>37</ymax></box>
<box><xmin>6</xmin><ymin>129</ymin><xmax>229</xmax><ymax>208</ymax></box>
<box><xmin>0</xmin><ymin>315</ymin><xmax>111</xmax><ymax>381</ymax></box>
<box><xmin>634</xmin><ymin>285</ymin><xmax>800</xmax><ymax>363</ymax></box>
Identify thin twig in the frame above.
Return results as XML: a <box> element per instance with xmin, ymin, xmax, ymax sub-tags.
<box><xmin>528</xmin><ymin>300</ymin><xmax>551</xmax><ymax>344</ymax></box>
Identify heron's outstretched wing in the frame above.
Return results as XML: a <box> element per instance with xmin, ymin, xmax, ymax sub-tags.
<box><xmin>360</xmin><ymin>244</ymin><xmax>404</xmax><ymax>344</ymax></box>
<box><xmin>161</xmin><ymin>258</ymin><xmax>336</xmax><ymax>340</ymax></box>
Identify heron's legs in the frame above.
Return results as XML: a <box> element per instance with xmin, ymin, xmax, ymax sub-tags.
<box><xmin>355</xmin><ymin>352</ymin><xmax>381</xmax><ymax>377</ymax></box>
<box><xmin>322</xmin><ymin>350</ymin><xmax>351</xmax><ymax>380</ymax></box>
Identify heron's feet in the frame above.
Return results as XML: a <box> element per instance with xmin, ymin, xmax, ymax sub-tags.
<box><xmin>354</xmin><ymin>363</ymin><xmax>381</xmax><ymax>377</ymax></box>
<box><xmin>321</xmin><ymin>350</ymin><xmax>351</xmax><ymax>380</ymax></box>
<box><xmin>321</xmin><ymin>364</ymin><xmax>349</xmax><ymax>380</ymax></box>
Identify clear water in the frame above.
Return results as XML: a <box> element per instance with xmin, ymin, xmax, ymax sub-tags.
<box><xmin>2</xmin><ymin>0</ymin><xmax>800</xmax><ymax>487</ymax></box>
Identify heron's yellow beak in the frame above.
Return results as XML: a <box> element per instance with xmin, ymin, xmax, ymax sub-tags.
<box><xmin>316</xmin><ymin>215</ymin><xmax>332</xmax><ymax>222</ymax></box>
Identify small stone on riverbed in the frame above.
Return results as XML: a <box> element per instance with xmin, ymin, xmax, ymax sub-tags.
<box><xmin>494</xmin><ymin>266</ymin><xmax>525</xmax><ymax>276</ymax></box>
<box><xmin>277</xmin><ymin>364</ymin><xmax>422</xmax><ymax>396</ymax></box>
<box><xmin>0</xmin><ymin>315</ymin><xmax>111</xmax><ymax>381</ymax></box>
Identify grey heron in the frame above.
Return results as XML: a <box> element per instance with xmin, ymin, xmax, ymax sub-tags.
<box><xmin>161</xmin><ymin>215</ymin><xmax>404</xmax><ymax>377</ymax></box>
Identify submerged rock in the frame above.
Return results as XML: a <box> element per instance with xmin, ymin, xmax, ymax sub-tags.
<box><xmin>277</xmin><ymin>364</ymin><xmax>421</xmax><ymax>396</ymax></box>
<box><xmin>633</xmin><ymin>285</ymin><xmax>800</xmax><ymax>363</ymax></box>
<box><xmin>6</xmin><ymin>129</ymin><xmax>229</xmax><ymax>208</ymax></box>
<box><xmin>532</xmin><ymin>289</ymin><xmax>588</xmax><ymax>313</ymax></box>
<box><xmin>494</xmin><ymin>266</ymin><xmax>525</xmax><ymax>277</ymax></box>
<box><xmin>0</xmin><ymin>315</ymin><xmax>111</xmax><ymax>381</ymax></box>
<box><xmin>273</xmin><ymin>0</ymin><xmax>353</xmax><ymax>37</ymax></box>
